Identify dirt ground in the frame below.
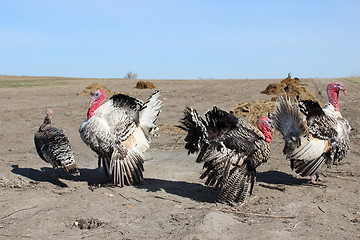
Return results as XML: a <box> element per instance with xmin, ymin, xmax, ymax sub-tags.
<box><xmin>0</xmin><ymin>76</ymin><xmax>359</xmax><ymax>240</ymax></box>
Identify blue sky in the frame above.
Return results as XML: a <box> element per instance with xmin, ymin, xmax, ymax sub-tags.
<box><xmin>1</xmin><ymin>0</ymin><xmax>359</xmax><ymax>79</ymax></box>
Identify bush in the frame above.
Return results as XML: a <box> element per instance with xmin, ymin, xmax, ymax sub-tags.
<box><xmin>124</xmin><ymin>71</ymin><xmax>137</xmax><ymax>79</ymax></box>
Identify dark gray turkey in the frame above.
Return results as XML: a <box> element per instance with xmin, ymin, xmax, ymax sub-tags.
<box><xmin>179</xmin><ymin>106</ymin><xmax>273</xmax><ymax>205</ymax></box>
<box><xmin>272</xmin><ymin>82</ymin><xmax>351</xmax><ymax>183</ymax></box>
<box><xmin>79</xmin><ymin>89</ymin><xmax>163</xmax><ymax>187</ymax></box>
<box><xmin>34</xmin><ymin>108</ymin><xmax>79</xmax><ymax>177</ymax></box>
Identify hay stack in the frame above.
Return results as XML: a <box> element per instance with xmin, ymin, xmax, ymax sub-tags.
<box><xmin>135</xmin><ymin>81</ymin><xmax>156</xmax><ymax>89</ymax></box>
<box><xmin>77</xmin><ymin>83</ymin><xmax>115</xmax><ymax>96</ymax></box>
<box><xmin>232</xmin><ymin>76</ymin><xmax>319</xmax><ymax>124</ymax></box>
<box><xmin>261</xmin><ymin>76</ymin><xmax>318</xmax><ymax>102</ymax></box>
<box><xmin>232</xmin><ymin>99</ymin><xmax>275</xmax><ymax>125</ymax></box>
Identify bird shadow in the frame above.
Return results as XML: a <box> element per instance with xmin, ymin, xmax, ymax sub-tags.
<box><xmin>257</xmin><ymin>170</ymin><xmax>308</xmax><ymax>185</ymax></box>
<box><xmin>10</xmin><ymin>165</ymin><xmax>109</xmax><ymax>188</ymax></box>
<box><xmin>136</xmin><ymin>178</ymin><xmax>218</xmax><ymax>203</ymax></box>
<box><xmin>10</xmin><ymin>164</ymin><xmax>217</xmax><ymax>203</ymax></box>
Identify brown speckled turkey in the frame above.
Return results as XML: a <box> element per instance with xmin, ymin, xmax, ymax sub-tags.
<box><xmin>34</xmin><ymin>108</ymin><xmax>79</xmax><ymax>177</ymax></box>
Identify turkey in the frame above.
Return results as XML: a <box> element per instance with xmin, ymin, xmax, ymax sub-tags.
<box><xmin>34</xmin><ymin>108</ymin><xmax>79</xmax><ymax>177</ymax></box>
<box><xmin>179</xmin><ymin>106</ymin><xmax>273</xmax><ymax>205</ymax></box>
<box><xmin>79</xmin><ymin>89</ymin><xmax>163</xmax><ymax>187</ymax></box>
<box><xmin>272</xmin><ymin>82</ymin><xmax>351</xmax><ymax>183</ymax></box>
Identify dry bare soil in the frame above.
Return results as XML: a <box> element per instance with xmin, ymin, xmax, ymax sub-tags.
<box><xmin>0</xmin><ymin>76</ymin><xmax>359</xmax><ymax>240</ymax></box>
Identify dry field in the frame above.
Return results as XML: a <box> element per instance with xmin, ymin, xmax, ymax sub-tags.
<box><xmin>0</xmin><ymin>75</ymin><xmax>359</xmax><ymax>239</ymax></box>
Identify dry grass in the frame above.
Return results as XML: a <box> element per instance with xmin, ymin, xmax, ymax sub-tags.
<box><xmin>0</xmin><ymin>79</ymin><xmax>68</xmax><ymax>88</ymax></box>
<box><xmin>136</xmin><ymin>81</ymin><xmax>156</xmax><ymax>89</ymax></box>
<box><xmin>261</xmin><ymin>76</ymin><xmax>319</xmax><ymax>102</ymax></box>
<box><xmin>347</xmin><ymin>77</ymin><xmax>360</xmax><ymax>84</ymax></box>
<box><xmin>232</xmin><ymin>76</ymin><xmax>319</xmax><ymax>124</ymax></box>
<box><xmin>77</xmin><ymin>82</ymin><xmax>116</xmax><ymax>96</ymax></box>
<box><xmin>231</xmin><ymin>99</ymin><xmax>275</xmax><ymax>124</ymax></box>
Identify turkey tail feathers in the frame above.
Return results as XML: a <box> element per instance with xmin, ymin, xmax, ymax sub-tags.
<box><xmin>273</xmin><ymin>96</ymin><xmax>306</xmax><ymax>154</ymax></box>
<box><xmin>139</xmin><ymin>90</ymin><xmax>163</xmax><ymax>138</ymax></box>
<box><xmin>110</xmin><ymin>149</ymin><xmax>144</xmax><ymax>187</ymax></box>
<box><xmin>179</xmin><ymin>107</ymin><xmax>208</xmax><ymax>154</ymax></box>
<box><xmin>205</xmin><ymin>106</ymin><xmax>238</xmax><ymax>130</ymax></box>
<box><xmin>291</xmin><ymin>154</ymin><xmax>326</xmax><ymax>177</ymax></box>
<box><xmin>98</xmin><ymin>156</ymin><xmax>111</xmax><ymax>177</ymax></box>
<box><xmin>199</xmin><ymin>147</ymin><xmax>255</xmax><ymax>204</ymax></box>
<box><xmin>199</xmin><ymin>147</ymin><xmax>235</xmax><ymax>185</ymax></box>
<box><xmin>218</xmin><ymin>164</ymin><xmax>255</xmax><ymax>204</ymax></box>
<box><xmin>56</xmin><ymin>138</ymin><xmax>79</xmax><ymax>176</ymax></box>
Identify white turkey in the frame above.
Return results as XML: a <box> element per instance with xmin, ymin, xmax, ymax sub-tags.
<box><xmin>272</xmin><ymin>82</ymin><xmax>351</xmax><ymax>183</ymax></box>
<box><xmin>179</xmin><ymin>106</ymin><xmax>273</xmax><ymax>204</ymax></box>
<box><xmin>34</xmin><ymin>108</ymin><xmax>79</xmax><ymax>177</ymax></box>
<box><xmin>79</xmin><ymin>89</ymin><xmax>163</xmax><ymax>187</ymax></box>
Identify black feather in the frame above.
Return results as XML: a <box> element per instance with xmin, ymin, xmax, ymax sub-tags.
<box><xmin>180</xmin><ymin>106</ymin><xmax>271</xmax><ymax>204</ymax></box>
<box><xmin>111</xmin><ymin>93</ymin><xmax>145</xmax><ymax>112</ymax></box>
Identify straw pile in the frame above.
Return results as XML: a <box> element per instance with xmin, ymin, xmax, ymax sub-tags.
<box><xmin>77</xmin><ymin>83</ymin><xmax>115</xmax><ymax>96</ymax></box>
<box><xmin>232</xmin><ymin>76</ymin><xmax>319</xmax><ymax>124</ymax></box>
<box><xmin>231</xmin><ymin>100</ymin><xmax>275</xmax><ymax>124</ymax></box>
<box><xmin>136</xmin><ymin>81</ymin><xmax>156</xmax><ymax>89</ymax></box>
<box><xmin>261</xmin><ymin>76</ymin><xmax>319</xmax><ymax>102</ymax></box>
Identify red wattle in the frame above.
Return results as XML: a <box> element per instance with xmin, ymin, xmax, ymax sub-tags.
<box><xmin>264</xmin><ymin>131</ymin><xmax>272</xmax><ymax>143</ymax></box>
<box><xmin>87</xmin><ymin>103</ymin><xmax>100</xmax><ymax>119</ymax></box>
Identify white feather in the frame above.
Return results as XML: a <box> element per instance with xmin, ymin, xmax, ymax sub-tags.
<box><xmin>288</xmin><ymin>136</ymin><xmax>328</xmax><ymax>160</ymax></box>
<box><xmin>122</xmin><ymin>126</ymin><xmax>149</xmax><ymax>155</ymax></box>
<box><xmin>139</xmin><ymin>91</ymin><xmax>163</xmax><ymax>136</ymax></box>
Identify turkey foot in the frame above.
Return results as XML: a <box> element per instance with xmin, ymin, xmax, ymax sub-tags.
<box><xmin>309</xmin><ymin>173</ymin><xmax>326</xmax><ymax>186</ymax></box>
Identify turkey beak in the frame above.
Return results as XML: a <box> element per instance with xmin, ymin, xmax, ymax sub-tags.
<box><xmin>267</xmin><ymin>113</ymin><xmax>275</xmax><ymax>122</ymax></box>
<box><xmin>338</xmin><ymin>84</ymin><xmax>347</xmax><ymax>96</ymax></box>
<box><xmin>267</xmin><ymin>120</ymin><xmax>274</xmax><ymax>132</ymax></box>
<box><xmin>89</xmin><ymin>94</ymin><xmax>97</xmax><ymax>107</ymax></box>
<box><xmin>342</xmin><ymin>88</ymin><xmax>347</xmax><ymax>96</ymax></box>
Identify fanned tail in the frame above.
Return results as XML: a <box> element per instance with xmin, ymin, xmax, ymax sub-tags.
<box><xmin>139</xmin><ymin>90</ymin><xmax>163</xmax><ymax>138</ymax></box>
<box><xmin>179</xmin><ymin>107</ymin><xmax>209</xmax><ymax>154</ymax></box>
<box><xmin>98</xmin><ymin>156</ymin><xmax>111</xmax><ymax>177</ymax></box>
<box><xmin>205</xmin><ymin>106</ymin><xmax>238</xmax><ymax>131</ymax></box>
<box><xmin>273</xmin><ymin>95</ymin><xmax>306</xmax><ymax>155</ymax></box>
<box><xmin>218</xmin><ymin>164</ymin><xmax>256</xmax><ymax>204</ymax></box>
<box><xmin>291</xmin><ymin>154</ymin><xmax>327</xmax><ymax>177</ymax></box>
<box><xmin>110</xmin><ymin>149</ymin><xmax>144</xmax><ymax>187</ymax></box>
<box><xmin>200</xmin><ymin>148</ymin><xmax>236</xmax><ymax>188</ymax></box>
